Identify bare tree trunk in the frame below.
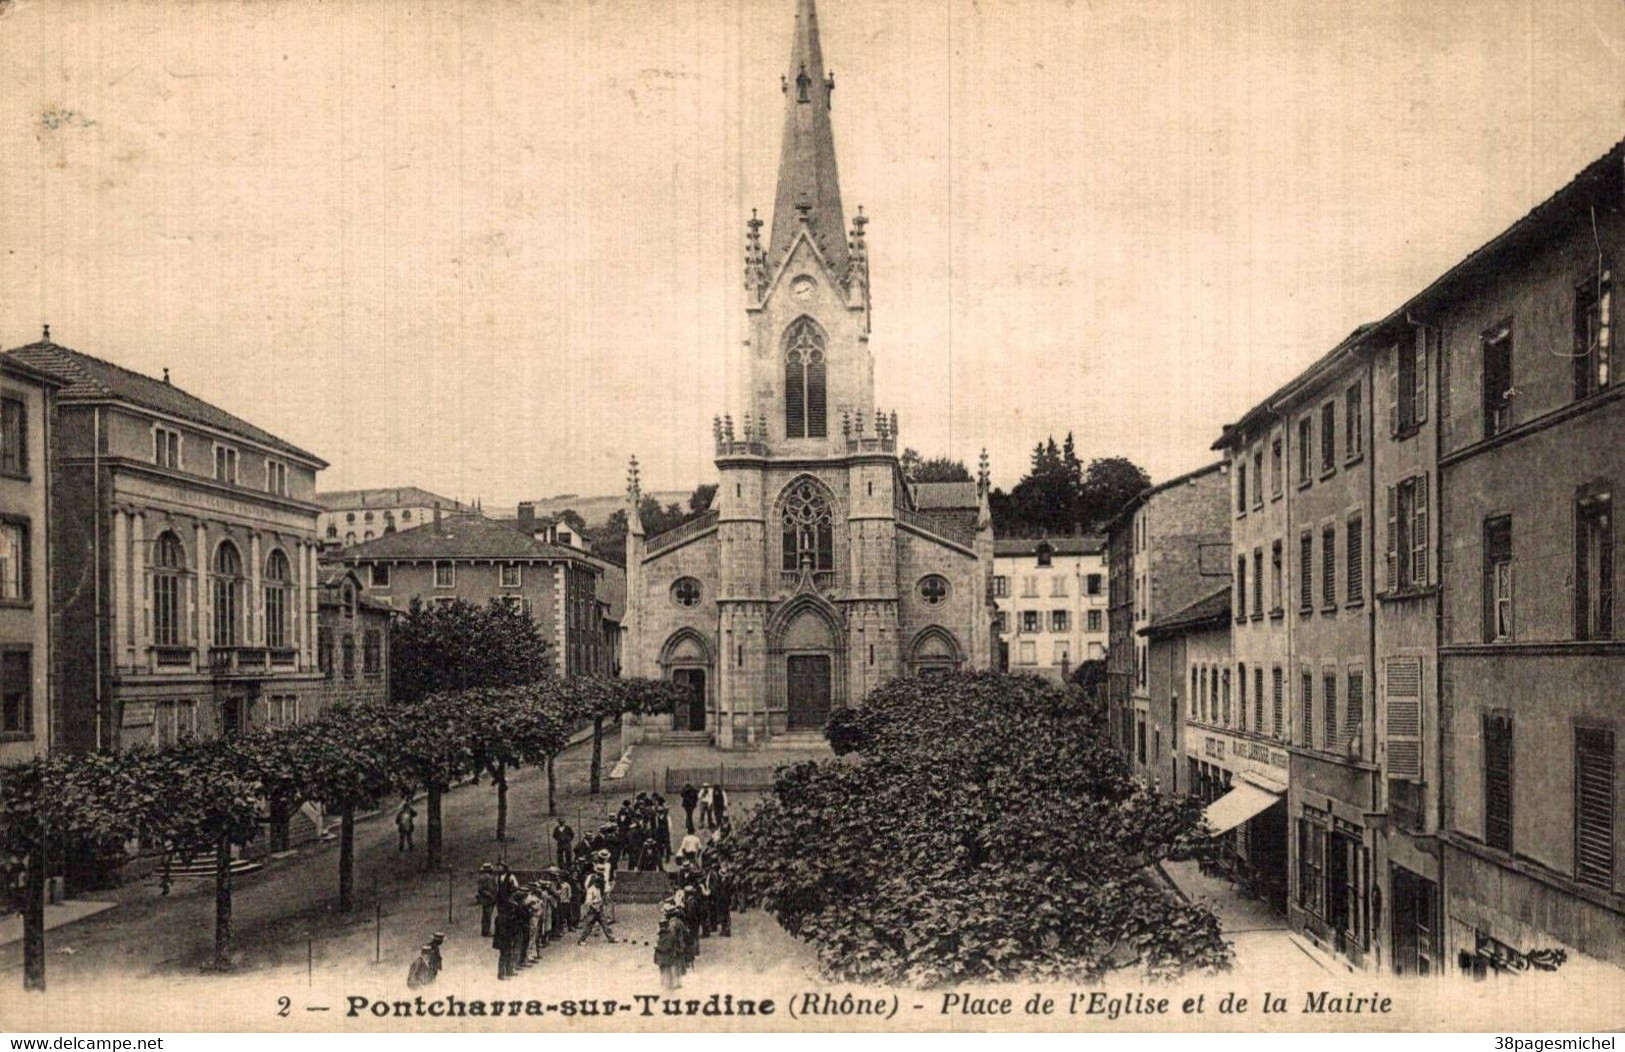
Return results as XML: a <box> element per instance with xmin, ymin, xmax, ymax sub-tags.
<box><xmin>426</xmin><ymin>785</ymin><xmax>443</xmax><ymax>870</ymax></box>
<box><xmin>212</xmin><ymin>832</ymin><xmax>233</xmax><ymax>971</ymax></box>
<box><xmin>495</xmin><ymin>765</ymin><xmax>508</xmax><ymax>842</ymax></box>
<box><xmin>546</xmin><ymin>754</ymin><xmax>557</xmax><ymax>816</ymax></box>
<box><xmin>22</xmin><ymin>843</ymin><xmax>45</xmax><ymax>991</ymax></box>
<box><xmin>338</xmin><ymin>806</ymin><xmax>355</xmax><ymax>912</ymax></box>
<box><xmin>589</xmin><ymin>716</ymin><xmax>604</xmax><ymax>795</ymax></box>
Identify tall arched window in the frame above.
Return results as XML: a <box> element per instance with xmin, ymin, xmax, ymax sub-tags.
<box><xmin>783</xmin><ymin>317</ymin><xmax>827</xmax><ymax>439</ymax></box>
<box><xmin>213</xmin><ymin>541</ymin><xmax>242</xmax><ymax>647</ymax></box>
<box><xmin>781</xmin><ymin>479</ymin><xmax>834</xmax><ymax>573</ymax></box>
<box><xmin>264</xmin><ymin>549</ymin><xmax>290</xmax><ymax>649</ymax></box>
<box><xmin>152</xmin><ymin>532</ymin><xmax>185</xmax><ymax>647</ymax></box>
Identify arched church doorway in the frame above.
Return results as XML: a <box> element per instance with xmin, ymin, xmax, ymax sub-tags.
<box><xmin>660</xmin><ymin>629</ymin><xmax>713</xmax><ymax>733</ymax></box>
<box><xmin>786</xmin><ymin>655</ymin><xmax>831</xmax><ymax>729</ymax></box>
<box><xmin>776</xmin><ymin>601</ymin><xmax>841</xmax><ymax>730</ymax></box>
<box><xmin>672</xmin><ymin>668</ymin><xmax>707</xmax><ymax>732</ymax></box>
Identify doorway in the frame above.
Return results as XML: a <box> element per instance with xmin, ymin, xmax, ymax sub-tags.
<box><xmin>671</xmin><ymin>668</ymin><xmax>706</xmax><ymax>732</ymax></box>
<box><xmin>1391</xmin><ymin>865</ymin><xmax>1439</xmax><ymax>976</ymax></box>
<box><xmin>786</xmin><ymin>654</ymin><xmax>832</xmax><ymax>730</ymax></box>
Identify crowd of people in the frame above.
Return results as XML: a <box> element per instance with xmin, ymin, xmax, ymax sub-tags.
<box><xmin>653</xmin><ymin>853</ymin><xmax>735</xmax><ymax>990</ymax></box>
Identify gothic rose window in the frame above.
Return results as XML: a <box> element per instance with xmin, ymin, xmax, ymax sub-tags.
<box><xmin>784</xmin><ymin>317</ymin><xmax>827</xmax><ymax>439</ymax></box>
<box><xmin>672</xmin><ymin>577</ymin><xmax>703</xmax><ymax>608</ymax></box>
<box><xmin>918</xmin><ymin>575</ymin><xmax>949</xmax><ymax>605</ymax></box>
<box><xmin>781</xmin><ymin>480</ymin><xmax>834</xmax><ymax>573</ymax></box>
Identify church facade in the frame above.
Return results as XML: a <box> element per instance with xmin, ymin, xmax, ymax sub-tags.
<box><xmin>622</xmin><ymin>0</ymin><xmax>996</xmax><ymax>749</ymax></box>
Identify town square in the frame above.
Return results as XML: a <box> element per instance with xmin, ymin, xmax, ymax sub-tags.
<box><xmin>1</xmin><ymin>0</ymin><xmax>1624</xmax><ymax>1035</ymax></box>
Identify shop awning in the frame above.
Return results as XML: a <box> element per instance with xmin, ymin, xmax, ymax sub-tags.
<box><xmin>1203</xmin><ymin>781</ymin><xmax>1282</xmax><ymax>836</ymax></box>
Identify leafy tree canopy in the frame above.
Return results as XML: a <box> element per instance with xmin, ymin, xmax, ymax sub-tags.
<box><xmin>390</xmin><ymin>598</ymin><xmax>552</xmax><ymax>705</ymax></box>
<box><xmin>990</xmin><ymin>436</ymin><xmax>1149</xmax><ymax>537</ymax></box>
<box><xmin>726</xmin><ymin>671</ymin><xmax>1229</xmax><ymax>986</ymax></box>
<box><xmin>899</xmin><ymin>448</ymin><xmax>973</xmax><ymax>484</ymax></box>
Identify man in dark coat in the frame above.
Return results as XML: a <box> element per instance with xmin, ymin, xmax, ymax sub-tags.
<box><xmin>407</xmin><ymin>943</ymin><xmax>435</xmax><ymax>989</ymax></box>
<box><xmin>711</xmin><ymin>863</ymin><xmax>734</xmax><ymax>937</ymax></box>
<box><xmin>680</xmin><ymin>783</ymin><xmax>699</xmax><ymax>833</ymax></box>
<box><xmin>711</xmin><ymin>784</ymin><xmax>728</xmax><ymax>827</ymax></box>
<box><xmin>655</xmin><ymin>903</ymin><xmax>684</xmax><ymax>989</ymax></box>
<box><xmin>552</xmin><ymin>818</ymin><xmax>574</xmax><ymax>867</ymax></box>
<box><xmin>475</xmin><ymin>863</ymin><xmax>498</xmax><ymax>937</ymax></box>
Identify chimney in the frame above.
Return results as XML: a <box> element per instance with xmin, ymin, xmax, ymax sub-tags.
<box><xmin>517</xmin><ymin>502</ymin><xmax>536</xmax><ymax>530</ymax></box>
<box><xmin>433</xmin><ymin>501</ymin><xmax>443</xmax><ymax>533</ymax></box>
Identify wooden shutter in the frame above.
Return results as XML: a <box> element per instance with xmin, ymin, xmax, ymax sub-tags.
<box><xmin>1415</xmin><ymin>328</ymin><xmax>1429</xmax><ymax>424</ymax></box>
<box><xmin>1385</xmin><ymin>656</ymin><xmax>1423</xmax><ymax>780</ymax></box>
<box><xmin>1575</xmin><ymin>727</ymin><xmax>1615</xmax><ymax>889</ymax></box>
<box><xmin>1412</xmin><ymin>473</ymin><xmax>1429</xmax><ymax>586</ymax></box>
<box><xmin>1386</xmin><ymin>485</ymin><xmax>1397</xmax><ymax>594</ymax></box>
<box><xmin>1483</xmin><ymin>714</ymin><xmax>1513</xmax><ymax>850</ymax></box>
<box><xmin>1300</xmin><ymin>531</ymin><xmax>1313</xmax><ymax>610</ymax></box>
<box><xmin>18</xmin><ymin>522</ymin><xmax>29</xmax><ymax>603</ymax></box>
<box><xmin>1272</xmin><ymin>666</ymin><xmax>1284</xmax><ymax>739</ymax></box>
<box><xmin>1301</xmin><ymin>670</ymin><xmax>1314</xmax><ymax>747</ymax></box>
<box><xmin>1348</xmin><ymin>516</ymin><xmax>1364</xmax><ymax>603</ymax></box>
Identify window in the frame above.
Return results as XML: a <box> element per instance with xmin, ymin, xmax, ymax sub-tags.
<box><xmin>1050</xmin><ymin>610</ymin><xmax>1069</xmax><ymax>632</ymax></box>
<box><xmin>153</xmin><ymin>699</ymin><xmax>196</xmax><ymax>746</ymax></box>
<box><xmin>345</xmin><ymin>532</ymin><xmax>356</xmax><ymax>548</ymax></box>
<box><xmin>152</xmin><ymin>532</ymin><xmax>184</xmax><ymax>646</ymax></box>
<box><xmin>153</xmin><ymin>426</ymin><xmax>180</xmax><ymax>470</ymax></box>
<box><xmin>342</xmin><ymin>584</ymin><xmax>356</xmax><ymax>619</ymax></box>
<box><xmin>318</xmin><ymin>627</ymin><xmax>334</xmax><ymax>678</ymax></box>
<box><xmin>1298</xmin><ymin>820</ymin><xmax>1326</xmax><ymax>915</ymax></box>
<box><xmin>1347</xmin><ymin>515</ymin><xmax>1364</xmax><ymax>604</ymax></box>
<box><xmin>342</xmin><ymin>634</ymin><xmax>356</xmax><ymax>679</ymax></box>
<box><xmin>1483</xmin><ymin>516</ymin><xmax>1513</xmax><ymax>642</ymax></box>
<box><xmin>1255</xmin><ymin>666</ymin><xmax>1265</xmax><ymax>732</ymax></box>
<box><xmin>1237</xmin><ymin>462</ymin><xmax>1248</xmax><ymax>514</ymax></box>
<box><xmin>1190</xmin><ymin>667</ymin><xmax>1198</xmax><ymax>718</ymax></box>
<box><xmin>1050</xmin><ymin>576</ymin><xmax>1067</xmax><ymax>597</ymax></box>
<box><xmin>1021</xmin><ymin>610</ymin><xmax>1039</xmax><ymax>633</ymax></box>
<box><xmin>1322</xmin><ymin>525</ymin><xmax>1337</xmax><ymax>609</ymax></box>
<box><xmin>500</xmin><ymin>564</ymin><xmax>522</xmax><ymax>588</ymax></box>
<box><xmin>1298</xmin><ymin>418</ymin><xmax>1312</xmax><ymax>484</ymax></box>
<box><xmin>1271</xmin><ymin>437</ymin><xmax>1283</xmax><ymax>497</ymax></box>
<box><xmin>919</xmin><ymin>576</ymin><xmax>950</xmax><ymax>605</ymax></box>
<box><xmin>1018</xmin><ymin>640</ymin><xmax>1036</xmax><ymax>665</ymax></box>
<box><xmin>781</xmin><ymin>479</ymin><xmax>834</xmax><ymax>572</ymax></box>
<box><xmin>1036</xmin><ymin>543</ymin><xmax>1053</xmax><ymax>568</ymax></box>
<box><xmin>1389</xmin><ymin>475</ymin><xmax>1429</xmax><ymax>591</ymax></box>
<box><xmin>326</xmin><ymin>525</ymin><xmax>338</xmax><ymax>539</ymax></box>
<box><xmin>1199</xmin><ymin>668</ymin><xmax>1208</xmax><ymax>722</ymax></box>
<box><xmin>1395</xmin><ymin>327</ymin><xmax>1428</xmax><ymax>434</ymax></box>
<box><xmin>1301</xmin><ymin>671</ymin><xmax>1314</xmax><ymax>747</ymax></box>
<box><xmin>1</xmin><ymin>649</ymin><xmax>31</xmax><ymax>736</ymax></box>
<box><xmin>1576</xmin><ymin>486</ymin><xmax>1613</xmax><ymax>641</ymax></box>
<box><xmin>1022</xmin><ymin>575</ymin><xmax>1039</xmax><ymax>598</ymax></box>
<box><xmin>264</xmin><ymin>549</ymin><xmax>290</xmax><ymax>649</ymax></box>
<box><xmin>1483</xmin><ymin>324</ymin><xmax>1513</xmax><ymax>438</ymax></box>
<box><xmin>994</xmin><ymin>611</ymin><xmax>1008</xmax><ymax>634</ymax></box>
<box><xmin>1347</xmin><ymin>669</ymin><xmax>1364</xmax><ymax>751</ymax></box>
<box><xmin>1270</xmin><ymin>539</ymin><xmax>1282</xmax><ymax>612</ymax></box>
<box><xmin>1324</xmin><ymin>671</ymin><xmax>1339</xmax><ymax>751</ymax></box>
<box><xmin>265</xmin><ymin>459</ymin><xmax>289</xmax><ymax>497</ymax></box>
<box><xmin>1272</xmin><ymin>666</ymin><xmax>1284</xmax><ymax>739</ymax></box>
<box><xmin>363</xmin><ymin>631</ymin><xmax>382</xmax><ymax>677</ymax></box>
<box><xmin>1575</xmin><ymin>726</ymin><xmax>1615</xmax><ymax>889</ymax></box>
<box><xmin>1086</xmin><ymin>573</ymin><xmax>1102</xmax><ymax>596</ymax></box>
<box><xmin>672</xmin><ymin>577</ymin><xmax>702</xmax><ymax>608</ymax></box>
<box><xmin>1346</xmin><ymin>383</ymin><xmax>1362</xmax><ymax>459</ymax></box>
<box><xmin>402</xmin><ymin>510</ymin><xmax>412</xmax><ymax>521</ymax></box>
<box><xmin>213</xmin><ymin>444</ymin><xmax>239</xmax><ymax>484</ymax></box>
<box><xmin>1086</xmin><ymin>609</ymin><xmax>1101</xmax><ymax>633</ymax></box>
<box><xmin>1052</xmin><ymin>640</ymin><xmax>1071</xmax><ymax>667</ymax></box>
<box><xmin>434</xmin><ymin>561</ymin><xmax>455</xmax><ymax>589</ymax></box>
<box><xmin>0</xmin><ymin>520</ymin><xmax>28</xmax><ymax>602</ymax></box>
<box><xmin>1575</xmin><ymin>265</ymin><xmax>1613</xmax><ymax>400</ymax></box>
<box><xmin>1253</xmin><ymin>448</ymin><xmax>1264</xmax><ymax>507</ymax></box>
<box><xmin>212</xmin><ymin>542</ymin><xmax>242</xmax><ymax>646</ymax></box>
<box><xmin>992</xmin><ymin>575</ymin><xmax>1009</xmax><ymax>598</ymax></box>
<box><xmin>1320</xmin><ymin>402</ymin><xmax>1336</xmax><ymax>473</ymax></box>
<box><xmin>1221</xmin><ymin>669</ymin><xmax>1231</xmax><ymax>726</ymax></box>
<box><xmin>783</xmin><ymin>317</ymin><xmax>827</xmax><ymax>439</ymax></box>
<box><xmin>1238</xmin><ymin>663</ymin><xmax>1248</xmax><ymax>731</ymax></box>
<box><xmin>1299</xmin><ymin>531</ymin><xmax>1313</xmax><ymax>611</ymax></box>
<box><xmin>371</xmin><ymin>563</ymin><xmax>390</xmax><ymax>588</ymax></box>
<box><xmin>346</xmin><ymin>513</ymin><xmax>356</xmax><ymax>524</ymax></box>
<box><xmin>1483</xmin><ymin>713</ymin><xmax>1513</xmax><ymax>852</ymax></box>
<box><xmin>0</xmin><ymin>396</ymin><xmax>25</xmax><ymax>477</ymax></box>
<box><xmin>1235</xmin><ymin>556</ymin><xmax>1247</xmax><ymax>621</ymax></box>
<box><xmin>1252</xmin><ymin>547</ymin><xmax>1263</xmax><ymax>617</ymax></box>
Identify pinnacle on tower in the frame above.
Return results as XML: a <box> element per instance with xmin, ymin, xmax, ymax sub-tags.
<box><xmin>767</xmin><ymin>0</ymin><xmax>848</xmax><ymax>280</ymax></box>
<box><xmin>627</xmin><ymin>455</ymin><xmax>645</xmax><ymax>537</ymax></box>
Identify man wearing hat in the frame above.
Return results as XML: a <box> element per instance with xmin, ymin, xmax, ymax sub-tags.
<box><xmin>552</xmin><ymin>818</ymin><xmax>574</xmax><ymax>867</ymax></box>
<box><xmin>407</xmin><ymin>943</ymin><xmax>435</xmax><ymax>989</ymax></box>
<box><xmin>578</xmin><ymin>873</ymin><xmax>616</xmax><ymax>945</ymax></box>
<box><xmin>475</xmin><ymin>863</ymin><xmax>498</xmax><ymax>937</ymax></box>
<box><xmin>655</xmin><ymin>903</ymin><xmax>684</xmax><ymax>989</ymax></box>
<box><xmin>427</xmin><ymin>932</ymin><xmax>446</xmax><ymax>981</ymax></box>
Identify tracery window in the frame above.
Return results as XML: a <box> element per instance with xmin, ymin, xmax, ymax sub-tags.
<box><xmin>781</xmin><ymin>480</ymin><xmax>834</xmax><ymax>573</ymax></box>
<box><xmin>213</xmin><ymin>541</ymin><xmax>242</xmax><ymax>647</ymax></box>
<box><xmin>784</xmin><ymin>318</ymin><xmax>827</xmax><ymax>439</ymax></box>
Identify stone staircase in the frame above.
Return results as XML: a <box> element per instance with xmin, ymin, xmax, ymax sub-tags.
<box><xmin>661</xmin><ymin>731</ymin><xmax>713</xmax><ymax>746</ymax></box>
<box><xmin>762</xmin><ymin>730</ymin><xmax>828</xmax><ymax>750</ymax></box>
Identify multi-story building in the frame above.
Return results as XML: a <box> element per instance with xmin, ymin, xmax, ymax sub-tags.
<box><xmin>513</xmin><ymin>502</ymin><xmax>592</xmax><ymax>553</ymax></box>
<box><xmin>1104</xmin><ymin>462</ymin><xmax>1231</xmax><ymax>780</ymax></box>
<box><xmin>315</xmin><ymin>487</ymin><xmax>474</xmax><ymax>550</ymax></box>
<box><xmin>338</xmin><ymin>512</ymin><xmax>612</xmax><ymax>678</ymax></box>
<box><xmin>10</xmin><ymin>335</ymin><xmax>328</xmax><ymax>752</ymax></box>
<box><xmin>1419</xmin><ymin>140</ymin><xmax>1625</xmax><ymax>977</ymax></box>
<box><xmin>314</xmin><ymin>568</ymin><xmax>392</xmax><ymax>711</ymax></box>
<box><xmin>993</xmin><ymin>536</ymin><xmax>1107</xmax><ymax>681</ymax></box>
<box><xmin>0</xmin><ymin>351</ymin><xmax>64</xmax><ymax>760</ymax></box>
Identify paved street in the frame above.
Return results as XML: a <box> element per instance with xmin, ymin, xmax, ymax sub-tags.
<box><xmin>1160</xmin><ymin>859</ymin><xmax>1331</xmax><ymax>980</ymax></box>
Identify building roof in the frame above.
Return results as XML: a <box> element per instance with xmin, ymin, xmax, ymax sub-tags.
<box><xmin>315</xmin><ymin>487</ymin><xmax>473</xmax><ymax>512</ymax></box>
<box><xmin>598</xmin><ymin>564</ymin><xmax>627</xmax><ymax>624</ymax></box>
<box><xmin>1211</xmin><ymin>323</ymin><xmax>1375</xmax><ymax>450</ymax></box>
<box><xmin>6</xmin><ymin>339</ymin><xmax>325</xmax><ymax>465</ymax></box>
<box><xmin>993</xmin><ymin>535</ymin><xmax>1106</xmax><ymax>558</ymax></box>
<box><xmin>316</xmin><ymin>567</ymin><xmax>392</xmax><ymax>612</ymax></box>
<box><xmin>0</xmin><ymin>351</ymin><xmax>69</xmax><ymax>388</ymax></box>
<box><xmin>910</xmin><ymin>481</ymin><xmax>980</xmax><ymax>510</ymax></box>
<box><xmin>338</xmin><ymin>514</ymin><xmax>594</xmax><ymax>566</ymax></box>
<box><xmin>1140</xmin><ymin>585</ymin><xmax>1231</xmax><ymax>639</ymax></box>
<box><xmin>767</xmin><ymin>0</ymin><xmax>849</xmax><ymax>280</ymax></box>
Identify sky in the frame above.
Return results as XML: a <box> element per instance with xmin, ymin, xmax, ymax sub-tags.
<box><xmin>2</xmin><ymin>0</ymin><xmax>1623</xmax><ymax>506</ymax></box>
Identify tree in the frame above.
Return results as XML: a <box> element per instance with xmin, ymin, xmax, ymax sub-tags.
<box><xmin>688</xmin><ymin>484</ymin><xmax>718</xmax><ymax>515</ymax></box>
<box><xmin>899</xmin><ymin>448</ymin><xmax>972</xmax><ymax>484</ymax></box>
<box><xmin>390</xmin><ymin>694</ymin><xmax>479</xmax><ymax>871</ymax></box>
<box><xmin>465</xmin><ymin>683</ymin><xmax>571</xmax><ymax>842</ymax></box>
<box><xmin>990</xmin><ymin>436</ymin><xmax>1150</xmax><ymax>537</ymax></box>
<box><xmin>727</xmin><ymin>672</ymin><xmax>1229</xmax><ymax>985</ymax></box>
<box><xmin>566</xmin><ymin>676</ymin><xmax>686</xmax><ymax>796</ymax></box>
<box><xmin>391</xmin><ymin>598</ymin><xmax>552</xmax><ymax>705</ymax></box>
<box><xmin>555</xmin><ymin>508</ymin><xmax>588</xmax><ymax>536</ymax></box>
<box><xmin>1079</xmin><ymin>456</ymin><xmax>1152</xmax><ymax>530</ymax></box>
<box><xmin>299</xmin><ymin>703</ymin><xmax>400</xmax><ymax>911</ymax></box>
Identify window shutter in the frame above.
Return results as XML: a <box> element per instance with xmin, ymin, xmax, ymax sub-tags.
<box><xmin>1388</xmin><ymin>346</ymin><xmax>1399</xmax><ymax>436</ymax></box>
<box><xmin>1412</xmin><ymin>473</ymin><xmax>1429</xmax><ymax>586</ymax></box>
<box><xmin>1415</xmin><ymin>328</ymin><xmax>1429</xmax><ymax>424</ymax></box>
<box><xmin>1385</xmin><ymin>485</ymin><xmax>1397</xmax><ymax>593</ymax></box>
<box><xmin>1384</xmin><ymin>656</ymin><xmax>1423</xmax><ymax>780</ymax></box>
<box><xmin>1575</xmin><ymin>727</ymin><xmax>1615</xmax><ymax>889</ymax></box>
<box><xmin>19</xmin><ymin>523</ymin><xmax>30</xmax><ymax>602</ymax></box>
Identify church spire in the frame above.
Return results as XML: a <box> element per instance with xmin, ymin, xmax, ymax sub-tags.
<box><xmin>767</xmin><ymin>0</ymin><xmax>848</xmax><ymax>281</ymax></box>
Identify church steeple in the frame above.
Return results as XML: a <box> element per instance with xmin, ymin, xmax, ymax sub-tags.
<box><xmin>767</xmin><ymin>0</ymin><xmax>848</xmax><ymax>281</ymax></box>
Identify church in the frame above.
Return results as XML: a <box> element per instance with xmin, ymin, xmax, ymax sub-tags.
<box><xmin>621</xmin><ymin>0</ymin><xmax>997</xmax><ymax>749</ymax></box>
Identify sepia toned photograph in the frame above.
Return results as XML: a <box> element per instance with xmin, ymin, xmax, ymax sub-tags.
<box><xmin>0</xmin><ymin>0</ymin><xmax>1623</xmax><ymax>1036</ymax></box>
